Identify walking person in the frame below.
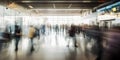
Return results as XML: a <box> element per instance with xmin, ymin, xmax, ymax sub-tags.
<box><xmin>28</xmin><ymin>25</ymin><xmax>36</xmax><ymax>51</ymax></box>
<box><xmin>14</xmin><ymin>25</ymin><xmax>22</xmax><ymax>51</ymax></box>
<box><xmin>102</xmin><ymin>26</ymin><xmax>120</xmax><ymax>60</ymax></box>
<box><xmin>68</xmin><ymin>24</ymin><xmax>78</xmax><ymax>47</ymax></box>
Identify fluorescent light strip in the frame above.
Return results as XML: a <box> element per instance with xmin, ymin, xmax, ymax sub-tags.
<box><xmin>29</xmin><ymin>5</ymin><xmax>33</xmax><ymax>8</ymax></box>
<box><xmin>21</xmin><ymin>1</ymin><xmax>100</xmax><ymax>3</ymax></box>
<box><xmin>30</xmin><ymin>9</ymin><xmax>90</xmax><ymax>10</ymax></box>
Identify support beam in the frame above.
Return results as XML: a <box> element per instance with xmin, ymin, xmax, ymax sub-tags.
<box><xmin>68</xmin><ymin>4</ymin><xmax>72</xmax><ymax>8</ymax></box>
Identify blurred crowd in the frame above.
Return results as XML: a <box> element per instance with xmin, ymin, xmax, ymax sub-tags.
<box><xmin>0</xmin><ymin>22</ymin><xmax>120</xmax><ymax>60</ymax></box>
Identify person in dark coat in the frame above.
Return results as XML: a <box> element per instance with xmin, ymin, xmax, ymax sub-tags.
<box><xmin>102</xmin><ymin>26</ymin><xmax>120</xmax><ymax>60</ymax></box>
<box><xmin>14</xmin><ymin>25</ymin><xmax>22</xmax><ymax>51</ymax></box>
<box><xmin>68</xmin><ymin>24</ymin><xmax>78</xmax><ymax>47</ymax></box>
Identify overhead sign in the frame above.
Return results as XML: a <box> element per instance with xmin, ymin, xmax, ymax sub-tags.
<box><xmin>97</xmin><ymin>2</ymin><xmax>120</xmax><ymax>12</ymax></box>
<box><xmin>98</xmin><ymin>14</ymin><xmax>116</xmax><ymax>20</ymax></box>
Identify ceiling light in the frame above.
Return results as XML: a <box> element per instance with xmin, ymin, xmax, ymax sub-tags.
<box><xmin>68</xmin><ymin>4</ymin><xmax>72</xmax><ymax>8</ymax></box>
<box><xmin>112</xmin><ymin>7</ymin><xmax>117</xmax><ymax>12</ymax></box>
<box><xmin>30</xmin><ymin>9</ymin><xmax>90</xmax><ymax>10</ymax></box>
<box><xmin>29</xmin><ymin>5</ymin><xmax>33</xmax><ymax>8</ymax></box>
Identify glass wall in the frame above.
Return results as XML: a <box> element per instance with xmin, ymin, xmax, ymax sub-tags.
<box><xmin>0</xmin><ymin>5</ymin><xmax>82</xmax><ymax>35</ymax></box>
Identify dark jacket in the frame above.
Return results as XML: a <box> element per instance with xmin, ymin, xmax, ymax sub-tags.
<box><xmin>14</xmin><ymin>25</ymin><xmax>21</xmax><ymax>38</ymax></box>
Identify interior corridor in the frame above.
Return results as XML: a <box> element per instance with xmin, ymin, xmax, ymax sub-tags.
<box><xmin>0</xmin><ymin>0</ymin><xmax>120</xmax><ymax>60</ymax></box>
<box><xmin>0</xmin><ymin>30</ymin><xmax>95</xmax><ymax>60</ymax></box>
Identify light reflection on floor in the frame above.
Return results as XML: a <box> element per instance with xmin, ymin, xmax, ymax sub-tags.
<box><xmin>0</xmin><ymin>30</ymin><xmax>95</xmax><ymax>60</ymax></box>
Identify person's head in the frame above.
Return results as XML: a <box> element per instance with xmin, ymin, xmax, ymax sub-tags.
<box><xmin>71</xmin><ymin>24</ymin><xmax>74</xmax><ymax>26</ymax></box>
<box><xmin>30</xmin><ymin>25</ymin><xmax>33</xmax><ymax>27</ymax></box>
<box><xmin>15</xmin><ymin>25</ymin><xmax>19</xmax><ymax>30</ymax></box>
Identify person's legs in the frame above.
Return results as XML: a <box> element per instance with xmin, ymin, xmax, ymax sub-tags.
<box><xmin>15</xmin><ymin>37</ymin><xmax>20</xmax><ymax>51</ymax></box>
<box><xmin>67</xmin><ymin>37</ymin><xmax>71</xmax><ymax>47</ymax></box>
<box><xmin>73</xmin><ymin>36</ymin><xmax>77</xmax><ymax>47</ymax></box>
<box><xmin>31</xmin><ymin>38</ymin><xmax>34</xmax><ymax>51</ymax></box>
<box><xmin>96</xmin><ymin>43</ymin><xmax>103</xmax><ymax>60</ymax></box>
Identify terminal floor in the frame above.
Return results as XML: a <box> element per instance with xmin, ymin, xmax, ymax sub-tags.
<box><xmin>0</xmin><ymin>31</ymin><xmax>96</xmax><ymax>60</ymax></box>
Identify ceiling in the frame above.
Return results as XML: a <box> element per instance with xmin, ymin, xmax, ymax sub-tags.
<box><xmin>9</xmin><ymin>0</ymin><xmax>111</xmax><ymax>9</ymax></box>
<box><xmin>0</xmin><ymin>0</ymin><xmax>112</xmax><ymax>16</ymax></box>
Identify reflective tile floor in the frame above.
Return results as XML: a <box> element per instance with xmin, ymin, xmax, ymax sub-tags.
<box><xmin>0</xmin><ymin>31</ymin><xmax>96</xmax><ymax>60</ymax></box>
